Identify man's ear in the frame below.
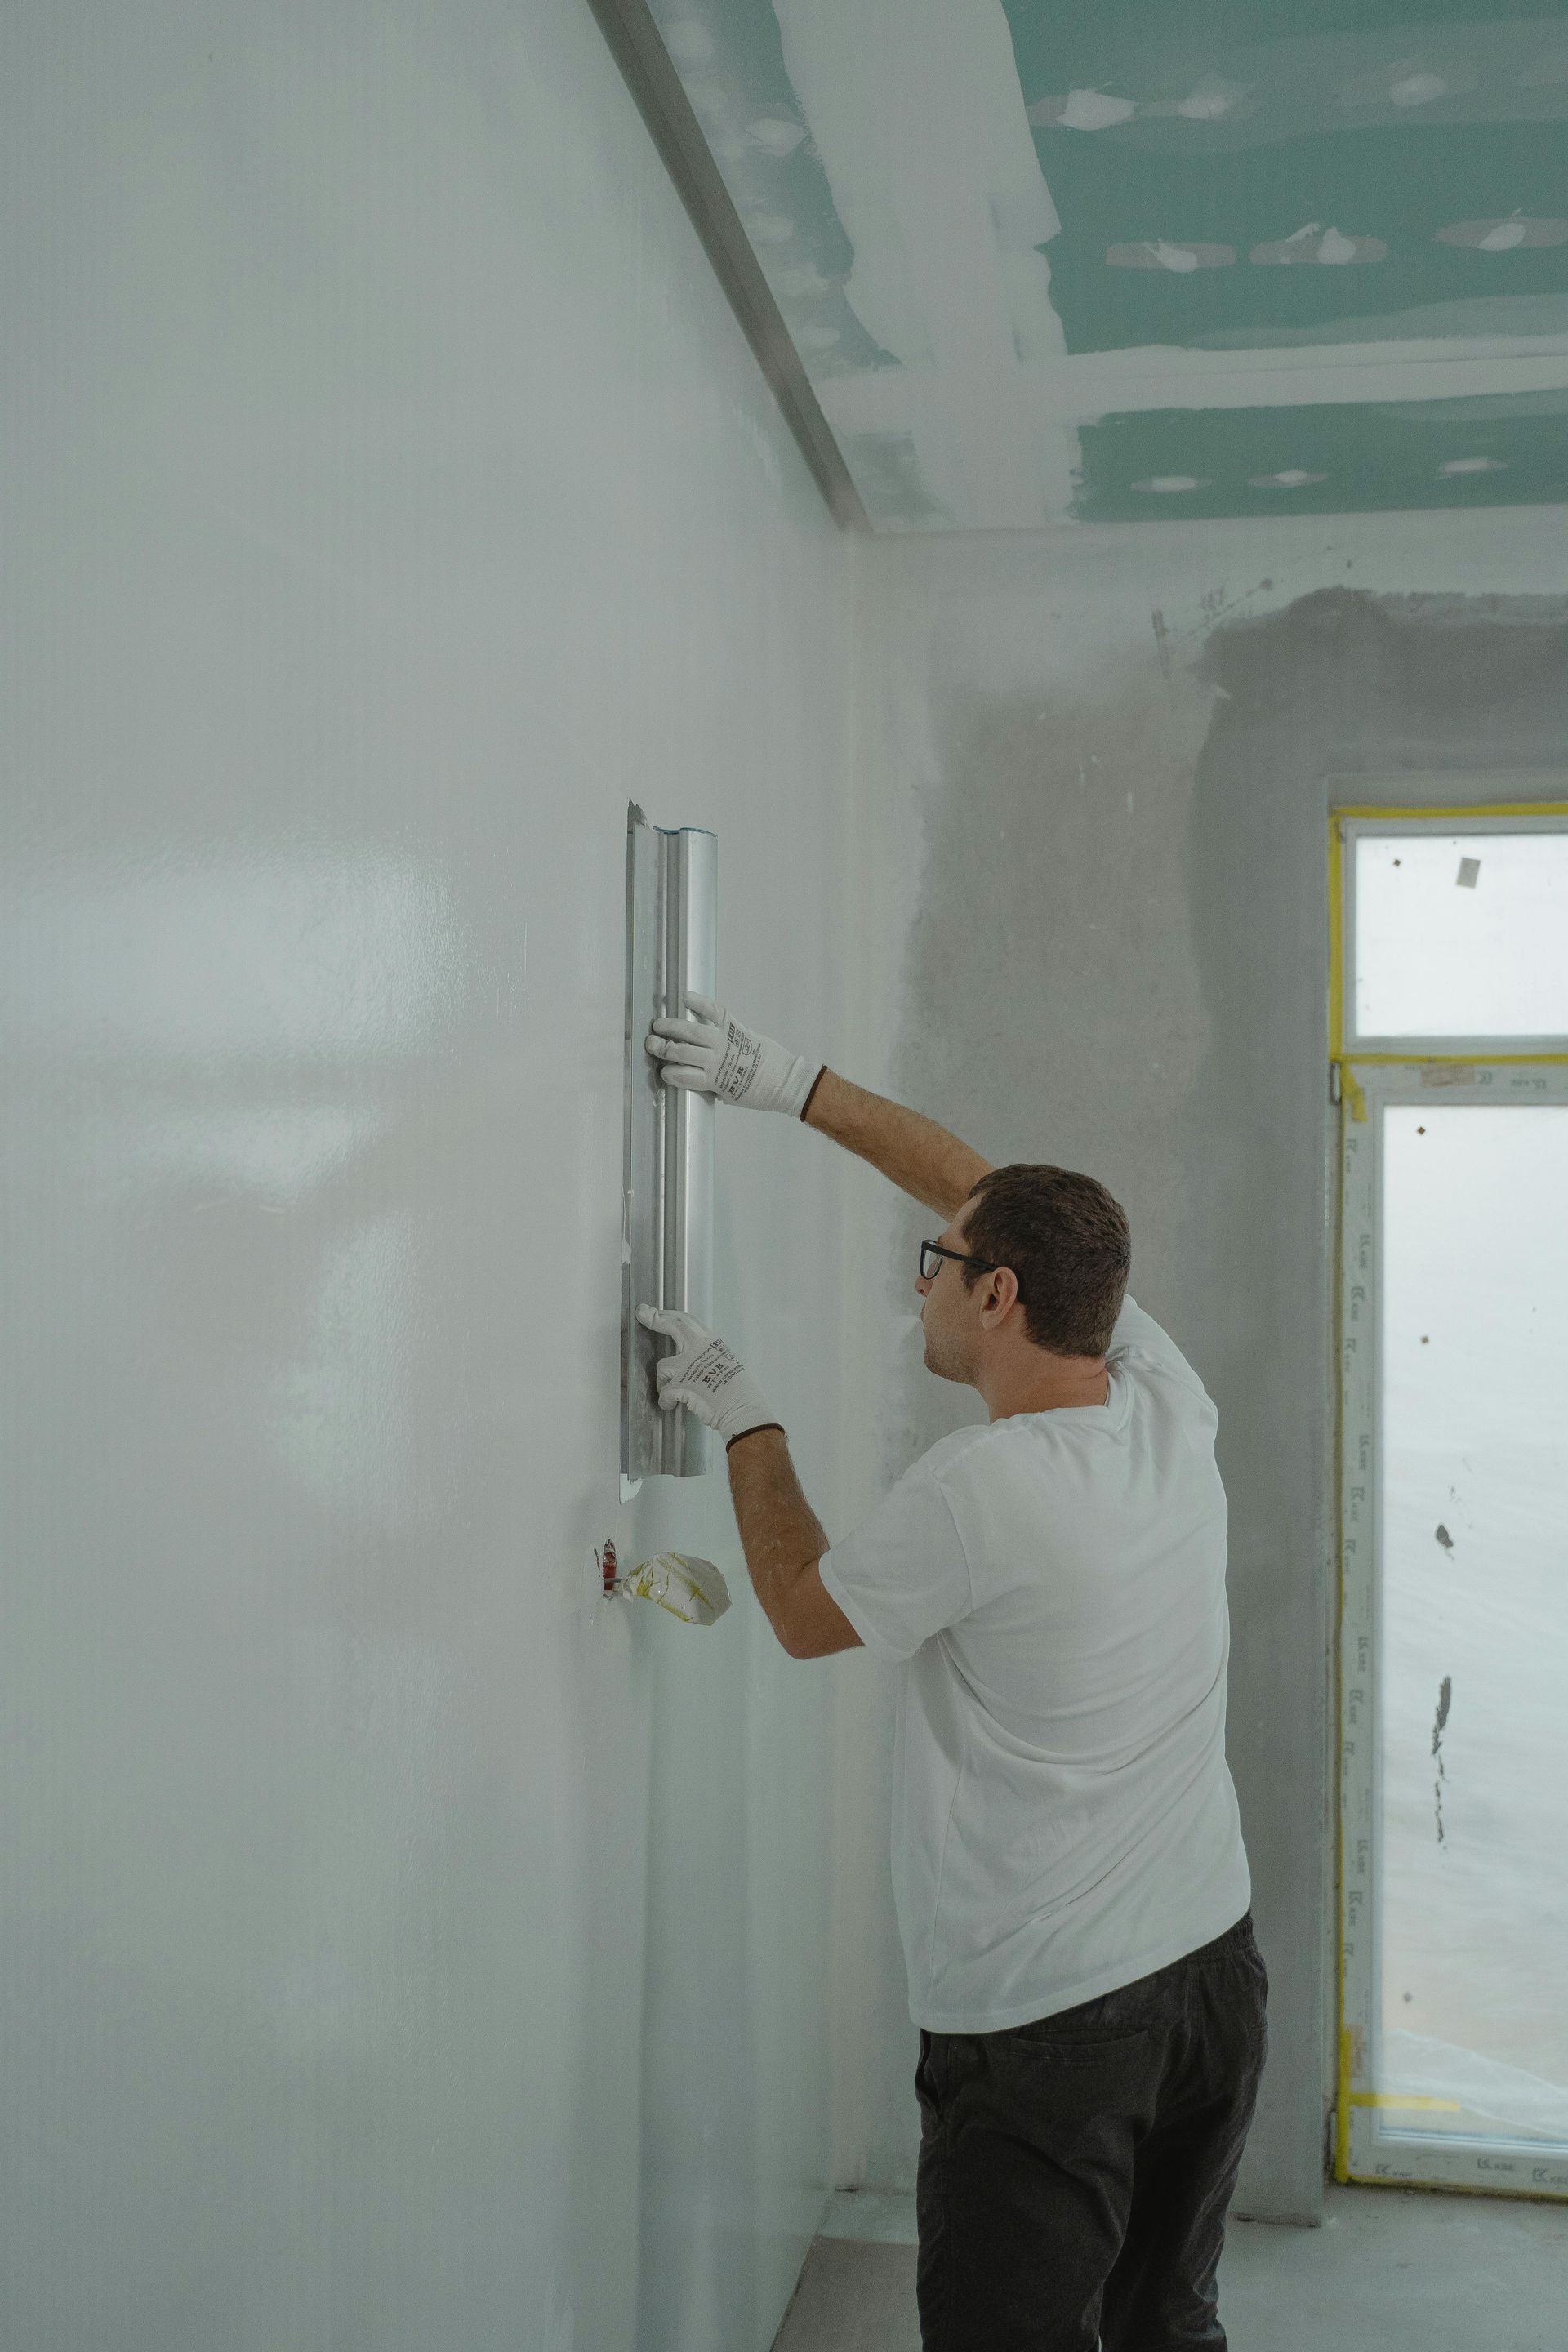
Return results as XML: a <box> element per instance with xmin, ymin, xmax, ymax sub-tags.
<box><xmin>982</xmin><ymin>1267</ymin><xmax>1019</xmax><ymax>1323</ymax></box>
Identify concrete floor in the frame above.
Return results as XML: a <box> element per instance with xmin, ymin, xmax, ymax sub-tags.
<box><xmin>772</xmin><ymin>2185</ymin><xmax>1565</xmax><ymax>2350</ymax></box>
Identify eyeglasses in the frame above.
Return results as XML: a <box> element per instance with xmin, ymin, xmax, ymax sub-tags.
<box><xmin>920</xmin><ymin>1239</ymin><xmax>1001</xmax><ymax>1284</ymax></box>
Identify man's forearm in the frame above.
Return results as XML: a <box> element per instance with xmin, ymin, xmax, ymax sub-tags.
<box><xmin>802</xmin><ymin>1068</ymin><xmax>991</xmax><ymax>1216</ymax></box>
<box><xmin>725</xmin><ymin>1426</ymin><xmax>828</xmax><ymax>1637</ymax></box>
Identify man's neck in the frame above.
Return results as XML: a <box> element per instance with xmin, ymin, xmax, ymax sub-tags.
<box><xmin>981</xmin><ymin>1356</ymin><xmax>1110</xmax><ymax>1420</ymax></box>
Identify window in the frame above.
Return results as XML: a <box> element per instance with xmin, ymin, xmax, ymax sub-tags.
<box><xmin>1334</xmin><ymin>800</ymin><xmax>1568</xmax><ymax>2200</ymax></box>
<box><xmin>1346</xmin><ymin>822</ymin><xmax>1568</xmax><ymax>1045</ymax></box>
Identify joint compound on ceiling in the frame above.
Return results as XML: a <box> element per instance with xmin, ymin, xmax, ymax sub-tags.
<box><xmin>771</xmin><ymin>0</ymin><xmax>1076</xmax><ymax>528</ymax></box>
<box><xmin>1439</xmin><ymin>215</ymin><xmax>1568</xmax><ymax>252</ymax></box>
<box><xmin>1105</xmin><ymin>240</ymin><xmax>1234</xmax><ymax>272</ymax></box>
<box><xmin>1250</xmin><ymin>225</ymin><xmax>1387</xmax><ymax>267</ymax></box>
<box><xmin>647</xmin><ymin>0</ymin><xmax>905</xmax><ymax>395</ymax></box>
<box><xmin>639</xmin><ymin>1</ymin><xmax>1568</xmax><ymax>528</ymax></box>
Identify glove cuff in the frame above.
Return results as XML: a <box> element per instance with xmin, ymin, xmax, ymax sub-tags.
<box><xmin>776</xmin><ymin>1054</ymin><xmax>824</xmax><ymax>1120</ymax></box>
<box><xmin>725</xmin><ymin>1422</ymin><xmax>786</xmax><ymax>1452</ymax></box>
<box><xmin>710</xmin><ymin>1383</ymin><xmax>779</xmax><ymax>1445</ymax></box>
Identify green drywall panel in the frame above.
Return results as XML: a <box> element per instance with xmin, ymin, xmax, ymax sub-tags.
<box><xmin>1001</xmin><ymin>0</ymin><xmax>1568</xmax><ymax>108</ymax></box>
<box><xmin>1073</xmin><ymin>393</ymin><xmax>1568</xmax><ymax>521</ymax></box>
<box><xmin>1024</xmin><ymin>122</ymin><xmax>1568</xmax><ymax>355</ymax></box>
<box><xmin>1002</xmin><ymin>2</ymin><xmax>1568</xmax><ymax>354</ymax></box>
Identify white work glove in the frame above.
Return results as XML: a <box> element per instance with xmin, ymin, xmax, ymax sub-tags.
<box><xmin>635</xmin><ymin>1305</ymin><xmax>782</xmax><ymax>1447</ymax></box>
<box><xmin>646</xmin><ymin>992</ymin><xmax>822</xmax><ymax>1119</ymax></box>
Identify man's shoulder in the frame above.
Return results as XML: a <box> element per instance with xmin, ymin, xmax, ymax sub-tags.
<box><xmin>1110</xmin><ymin>1295</ymin><xmax>1213</xmax><ymax>1405</ymax></box>
<box><xmin>911</xmin><ymin>1419</ymin><xmax>1017</xmax><ymax>1490</ymax></box>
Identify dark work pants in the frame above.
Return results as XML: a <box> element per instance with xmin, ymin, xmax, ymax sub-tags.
<box><xmin>915</xmin><ymin>1913</ymin><xmax>1268</xmax><ymax>2352</ymax></box>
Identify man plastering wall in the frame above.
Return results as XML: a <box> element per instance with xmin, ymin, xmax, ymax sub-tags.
<box><xmin>640</xmin><ymin>994</ymin><xmax>1266</xmax><ymax>2352</ymax></box>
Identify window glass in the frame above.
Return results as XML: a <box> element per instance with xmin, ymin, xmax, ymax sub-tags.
<box><xmin>1379</xmin><ymin>1104</ymin><xmax>1568</xmax><ymax>2146</ymax></box>
<box><xmin>1353</xmin><ymin>831</ymin><xmax>1568</xmax><ymax>1039</ymax></box>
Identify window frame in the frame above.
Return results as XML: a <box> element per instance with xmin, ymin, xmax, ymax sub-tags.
<box><xmin>1332</xmin><ymin>798</ymin><xmax>1568</xmax><ymax>2203</ymax></box>
<box><xmin>1337</xmin><ymin>1060</ymin><xmax>1568</xmax><ymax>2199</ymax></box>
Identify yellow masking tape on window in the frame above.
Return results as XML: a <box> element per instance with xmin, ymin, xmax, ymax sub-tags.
<box><xmin>1333</xmin><ymin>803</ymin><xmax>1568</xmax><ymax>821</ymax></box>
<box><xmin>1335</xmin><ymin>2023</ymin><xmax>1463</xmax><ymax>2181</ymax></box>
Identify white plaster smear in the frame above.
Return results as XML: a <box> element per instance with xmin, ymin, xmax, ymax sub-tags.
<box><xmin>818</xmin><ymin>336</ymin><xmax>1568</xmax><ymax>518</ymax></box>
<box><xmin>820</xmin><ymin>335</ymin><xmax>1568</xmax><ymax>426</ymax></box>
<box><xmin>773</xmin><ymin>0</ymin><xmax>1076</xmax><ymax>527</ymax></box>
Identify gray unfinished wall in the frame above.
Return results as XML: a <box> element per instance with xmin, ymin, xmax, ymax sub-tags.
<box><xmin>831</xmin><ymin>508</ymin><xmax>1568</xmax><ymax>2225</ymax></box>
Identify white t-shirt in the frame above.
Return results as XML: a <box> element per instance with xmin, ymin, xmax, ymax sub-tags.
<box><xmin>819</xmin><ymin>1297</ymin><xmax>1250</xmax><ymax>2034</ymax></box>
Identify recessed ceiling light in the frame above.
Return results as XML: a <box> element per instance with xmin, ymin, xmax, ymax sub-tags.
<box><xmin>1439</xmin><ymin>456</ymin><xmax>1506</xmax><ymax>475</ymax></box>
<box><xmin>1132</xmin><ymin>476</ymin><xmax>1209</xmax><ymax>493</ymax></box>
<box><xmin>1248</xmin><ymin>470</ymin><xmax>1328</xmax><ymax>488</ymax></box>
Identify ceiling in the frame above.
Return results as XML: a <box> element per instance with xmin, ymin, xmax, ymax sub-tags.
<box><xmin>613</xmin><ymin>0</ymin><xmax>1568</xmax><ymax>528</ymax></box>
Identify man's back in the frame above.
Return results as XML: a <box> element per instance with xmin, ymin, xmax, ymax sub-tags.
<box><xmin>821</xmin><ymin>1296</ymin><xmax>1251</xmax><ymax>2033</ymax></box>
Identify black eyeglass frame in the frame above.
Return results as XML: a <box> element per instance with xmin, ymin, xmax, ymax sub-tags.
<box><xmin>920</xmin><ymin>1239</ymin><xmax>1002</xmax><ymax>1283</ymax></box>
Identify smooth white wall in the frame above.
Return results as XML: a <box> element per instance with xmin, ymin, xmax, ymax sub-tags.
<box><xmin>2</xmin><ymin>7</ymin><xmax>856</xmax><ymax>2348</ymax></box>
<box><xmin>833</xmin><ymin>506</ymin><xmax>1568</xmax><ymax>2222</ymax></box>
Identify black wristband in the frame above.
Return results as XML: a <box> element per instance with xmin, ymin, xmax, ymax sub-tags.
<box><xmin>798</xmin><ymin>1067</ymin><xmax>826</xmax><ymax>1122</ymax></box>
<box><xmin>725</xmin><ymin>1423</ymin><xmax>786</xmax><ymax>1452</ymax></box>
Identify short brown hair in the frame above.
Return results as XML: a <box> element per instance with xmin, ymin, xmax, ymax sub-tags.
<box><xmin>959</xmin><ymin>1165</ymin><xmax>1129</xmax><ymax>1356</ymax></box>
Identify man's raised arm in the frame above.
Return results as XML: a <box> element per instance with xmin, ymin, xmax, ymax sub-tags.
<box><xmin>645</xmin><ymin>993</ymin><xmax>990</xmax><ymax>1217</ymax></box>
<box><xmin>800</xmin><ymin>1069</ymin><xmax>990</xmax><ymax>1219</ymax></box>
